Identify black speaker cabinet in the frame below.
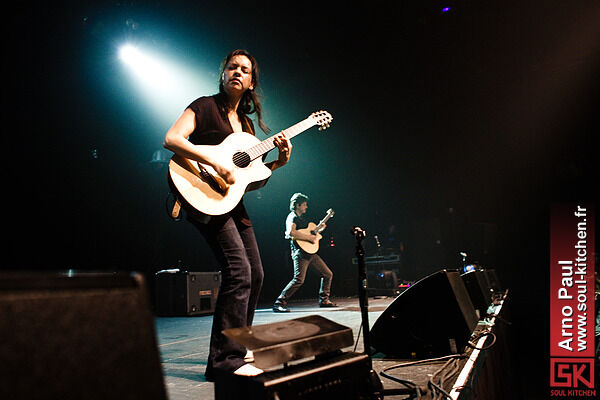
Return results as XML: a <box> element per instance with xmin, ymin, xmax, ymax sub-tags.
<box><xmin>370</xmin><ymin>270</ymin><xmax>478</xmax><ymax>358</ymax></box>
<box><xmin>367</xmin><ymin>269</ymin><xmax>400</xmax><ymax>297</ymax></box>
<box><xmin>461</xmin><ymin>269</ymin><xmax>494</xmax><ymax>318</ymax></box>
<box><xmin>0</xmin><ymin>271</ymin><xmax>167</xmax><ymax>400</ymax></box>
<box><xmin>155</xmin><ymin>270</ymin><xmax>220</xmax><ymax>316</ymax></box>
<box><xmin>214</xmin><ymin>352</ymin><xmax>379</xmax><ymax>400</ymax></box>
<box><xmin>483</xmin><ymin>269</ymin><xmax>502</xmax><ymax>292</ymax></box>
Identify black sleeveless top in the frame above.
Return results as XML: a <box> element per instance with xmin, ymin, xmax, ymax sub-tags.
<box><xmin>183</xmin><ymin>95</ymin><xmax>255</xmax><ymax>226</ymax></box>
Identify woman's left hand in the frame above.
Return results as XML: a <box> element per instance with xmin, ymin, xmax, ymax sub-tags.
<box><xmin>272</xmin><ymin>133</ymin><xmax>292</xmax><ymax>169</ymax></box>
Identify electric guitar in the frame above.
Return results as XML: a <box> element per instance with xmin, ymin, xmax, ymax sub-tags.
<box><xmin>168</xmin><ymin>111</ymin><xmax>333</xmax><ymax>216</ymax></box>
<box><xmin>294</xmin><ymin>208</ymin><xmax>335</xmax><ymax>254</ymax></box>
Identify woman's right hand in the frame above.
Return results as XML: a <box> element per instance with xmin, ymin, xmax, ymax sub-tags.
<box><xmin>164</xmin><ymin>109</ymin><xmax>236</xmax><ymax>186</ymax></box>
<box><xmin>210</xmin><ymin>156</ymin><xmax>236</xmax><ymax>185</ymax></box>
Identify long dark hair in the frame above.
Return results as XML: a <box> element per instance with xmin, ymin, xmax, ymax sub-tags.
<box><xmin>217</xmin><ymin>49</ymin><xmax>269</xmax><ymax>134</ymax></box>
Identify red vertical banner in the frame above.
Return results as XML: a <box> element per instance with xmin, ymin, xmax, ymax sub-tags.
<box><xmin>550</xmin><ymin>203</ymin><xmax>596</xmax><ymax>397</ymax></box>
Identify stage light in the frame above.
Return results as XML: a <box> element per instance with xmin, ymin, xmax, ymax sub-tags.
<box><xmin>442</xmin><ymin>7</ymin><xmax>451</xmax><ymax>13</ymax></box>
<box><xmin>117</xmin><ymin>43</ymin><xmax>215</xmax><ymax>131</ymax></box>
<box><xmin>118</xmin><ymin>44</ymin><xmax>174</xmax><ymax>88</ymax></box>
<box><xmin>118</xmin><ymin>44</ymin><xmax>139</xmax><ymax>65</ymax></box>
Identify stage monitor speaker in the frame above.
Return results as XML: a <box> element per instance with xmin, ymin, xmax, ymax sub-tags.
<box><xmin>214</xmin><ymin>352</ymin><xmax>380</xmax><ymax>400</ymax></box>
<box><xmin>370</xmin><ymin>269</ymin><xmax>478</xmax><ymax>358</ymax></box>
<box><xmin>217</xmin><ymin>315</ymin><xmax>384</xmax><ymax>399</ymax></box>
<box><xmin>0</xmin><ymin>271</ymin><xmax>168</xmax><ymax>400</ymax></box>
<box><xmin>223</xmin><ymin>315</ymin><xmax>354</xmax><ymax>369</ymax></box>
<box><xmin>155</xmin><ymin>270</ymin><xmax>220</xmax><ymax>316</ymax></box>
<box><xmin>483</xmin><ymin>269</ymin><xmax>502</xmax><ymax>292</ymax></box>
<box><xmin>461</xmin><ymin>269</ymin><xmax>494</xmax><ymax>317</ymax></box>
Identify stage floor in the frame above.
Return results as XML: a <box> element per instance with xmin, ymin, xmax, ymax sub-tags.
<box><xmin>155</xmin><ymin>296</ymin><xmax>458</xmax><ymax>400</ymax></box>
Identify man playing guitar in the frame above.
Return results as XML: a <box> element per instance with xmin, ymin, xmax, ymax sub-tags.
<box><xmin>273</xmin><ymin>193</ymin><xmax>337</xmax><ymax>312</ymax></box>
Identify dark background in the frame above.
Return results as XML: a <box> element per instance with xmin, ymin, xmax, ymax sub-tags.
<box><xmin>4</xmin><ymin>1</ymin><xmax>599</xmax><ymax>398</ymax></box>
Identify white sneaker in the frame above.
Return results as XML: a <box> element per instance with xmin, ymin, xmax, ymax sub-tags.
<box><xmin>233</xmin><ymin>363</ymin><xmax>263</xmax><ymax>376</ymax></box>
<box><xmin>244</xmin><ymin>349</ymin><xmax>254</xmax><ymax>363</ymax></box>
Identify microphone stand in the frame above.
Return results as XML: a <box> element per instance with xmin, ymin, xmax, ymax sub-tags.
<box><xmin>351</xmin><ymin>226</ymin><xmax>384</xmax><ymax>399</ymax></box>
<box><xmin>352</xmin><ymin>226</ymin><xmax>417</xmax><ymax>398</ymax></box>
<box><xmin>352</xmin><ymin>226</ymin><xmax>373</xmax><ymax>361</ymax></box>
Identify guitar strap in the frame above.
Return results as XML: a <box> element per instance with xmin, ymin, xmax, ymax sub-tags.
<box><xmin>242</xmin><ymin>114</ymin><xmax>255</xmax><ymax>136</ymax></box>
<box><xmin>171</xmin><ymin>197</ymin><xmax>182</xmax><ymax>219</ymax></box>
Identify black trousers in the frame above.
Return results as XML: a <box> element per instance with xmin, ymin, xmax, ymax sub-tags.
<box><xmin>276</xmin><ymin>249</ymin><xmax>333</xmax><ymax>304</ymax></box>
<box><xmin>190</xmin><ymin>213</ymin><xmax>264</xmax><ymax>378</ymax></box>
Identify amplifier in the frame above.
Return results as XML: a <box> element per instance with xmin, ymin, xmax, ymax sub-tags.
<box><xmin>366</xmin><ymin>270</ymin><xmax>401</xmax><ymax>297</ymax></box>
<box><xmin>154</xmin><ymin>270</ymin><xmax>220</xmax><ymax>316</ymax></box>
<box><xmin>352</xmin><ymin>253</ymin><xmax>400</xmax><ymax>265</ymax></box>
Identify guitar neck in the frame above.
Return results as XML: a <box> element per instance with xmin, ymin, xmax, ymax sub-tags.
<box><xmin>315</xmin><ymin>212</ymin><xmax>334</xmax><ymax>232</ymax></box>
<box><xmin>246</xmin><ymin>117</ymin><xmax>316</xmax><ymax>161</ymax></box>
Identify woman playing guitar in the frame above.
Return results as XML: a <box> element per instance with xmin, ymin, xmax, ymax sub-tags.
<box><xmin>163</xmin><ymin>49</ymin><xmax>292</xmax><ymax>380</ymax></box>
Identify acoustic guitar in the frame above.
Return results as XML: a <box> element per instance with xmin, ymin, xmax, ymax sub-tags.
<box><xmin>168</xmin><ymin>111</ymin><xmax>332</xmax><ymax>216</ymax></box>
<box><xmin>294</xmin><ymin>208</ymin><xmax>335</xmax><ymax>254</ymax></box>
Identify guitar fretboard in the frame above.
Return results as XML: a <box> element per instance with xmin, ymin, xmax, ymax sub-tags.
<box><xmin>316</xmin><ymin>210</ymin><xmax>334</xmax><ymax>231</ymax></box>
<box><xmin>246</xmin><ymin>117</ymin><xmax>316</xmax><ymax>161</ymax></box>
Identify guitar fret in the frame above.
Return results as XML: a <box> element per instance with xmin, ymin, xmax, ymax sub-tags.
<box><xmin>247</xmin><ymin>117</ymin><xmax>316</xmax><ymax>161</ymax></box>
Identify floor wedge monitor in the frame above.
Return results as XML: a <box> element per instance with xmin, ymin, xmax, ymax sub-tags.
<box><xmin>370</xmin><ymin>269</ymin><xmax>478</xmax><ymax>358</ymax></box>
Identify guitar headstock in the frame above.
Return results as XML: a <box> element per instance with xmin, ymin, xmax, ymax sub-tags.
<box><xmin>310</xmin><ymin>110</ymin><xmax>333</xmax><ymax>131</ymax></box>
<box><xmin>326</xmin><ymin>208</ymin><xmax>335</xmax><ymax>216</ymax></box>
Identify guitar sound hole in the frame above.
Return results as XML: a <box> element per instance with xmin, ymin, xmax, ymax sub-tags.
<box><xmin>232</xmin><ymin>151</ymin><xmax>251</xmax><ymax>168</ymax></box>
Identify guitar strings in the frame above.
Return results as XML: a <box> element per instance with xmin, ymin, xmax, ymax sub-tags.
<box><xmin>231</xmin><ymin>117</ymin><xmax>319</xmax><ymax>164</ymax></box>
